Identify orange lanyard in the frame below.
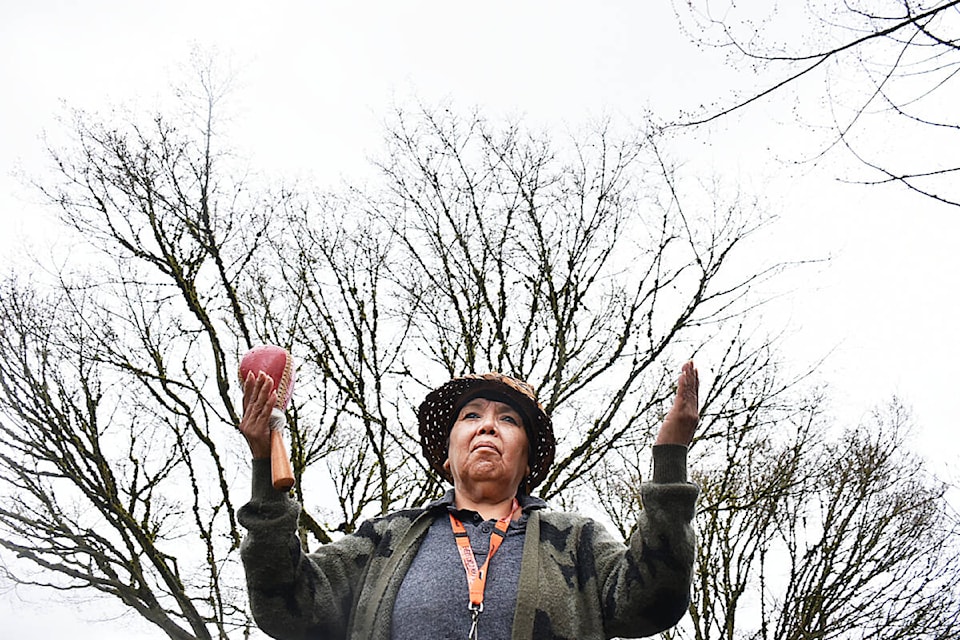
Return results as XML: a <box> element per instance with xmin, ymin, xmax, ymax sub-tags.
<box><xmin>449</xmin><ymin>498</ymin><xmax>520</xmax><ymax>639</ymax></box>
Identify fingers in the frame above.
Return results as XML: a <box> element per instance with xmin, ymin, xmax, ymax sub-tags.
<box><xmin>240</xmin><ymin>371</ymin><xmax>278</xmax><ymax>459</ymax></box>
<box><xmin>243</xmin><ymin>371</ymin><xmax>273</xmax><ymax>409</ymax></box>
<box><xmin>656</xmin><ymin>360</ymin><xmax>700</xmax><ymax>446</ymax></box>
<box><xmin>678</xmin><ymin>360</ymin><xmax>699</xmax><ymax>410</ymax></box>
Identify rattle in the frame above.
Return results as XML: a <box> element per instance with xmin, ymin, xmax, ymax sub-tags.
<box><xmin>239</xmin><ymin>345</ymin><xmax>296</xmax><ymax>490</ymax></box>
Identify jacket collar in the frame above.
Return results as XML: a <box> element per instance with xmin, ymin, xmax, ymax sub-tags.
<box><xmin>425</xmin><ymin>488</ymin><xmax>547</xmax><ymax>515</ymax></box>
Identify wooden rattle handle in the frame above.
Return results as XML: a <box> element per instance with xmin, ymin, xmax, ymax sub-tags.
<box><xmin>270</xmin><ymin>427</ymin><xmax>295</xmax><ymax>491</ymax></box>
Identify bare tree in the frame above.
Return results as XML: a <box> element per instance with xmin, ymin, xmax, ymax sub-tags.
<box><xmin>0</xmin><ymin>102</ymin><xmax>255</xmax><ymax>639</ymax></box>
<box><xmin>250</xmin><ymin>105</ymin><xmax>796</xmax><ymax>533</ymax></box>
<box><xmin>765</xmin><ymin>399</ymin><xmax>960</xmax><ymax>640</ymax></box>
<box><xmin>671</xmin><ymin>0</ymin><xmax>960</xmax><ymax>208</ymax></box>
<box><xmin>270</xmin><ymin>195</ymin><xmax>422</xmax><ymax>533</ymax></box>
<box><xmin>360</xmin><ymin>107</ymin><xmax>791</xmax><ymax>505</ymax></box>
<box><xmin>658</xmin><ymin>391</ymin><xmax>960</xmax><ymax>640</ymax></box>
<box><xmin>587</xmin><ymin>321</ymin><xmax>960</xmax><ymax>640</ymax></box>
<box><xmin>0</xmin><ymin>64</ymin><xmax>316</xmax><ymax>637</ymax></box>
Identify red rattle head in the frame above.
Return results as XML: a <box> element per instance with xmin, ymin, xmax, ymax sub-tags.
<box><xmin>239</xmin><ymin>345</ymin><xmax>296</xmax><ymax>409</ymax></box>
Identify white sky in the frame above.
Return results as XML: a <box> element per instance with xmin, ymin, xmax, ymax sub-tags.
<box><xmin>1</xmin><ymin>1</ymin><xmax>958</xmax><ymax>637</ymax></box>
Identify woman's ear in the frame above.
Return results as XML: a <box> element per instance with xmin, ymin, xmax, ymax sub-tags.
<box><xmin>443</xmin><ymin>458</ymin><xmax>451</xmax><ymax>473</ymax></box>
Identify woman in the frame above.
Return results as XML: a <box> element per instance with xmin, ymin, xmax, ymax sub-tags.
<box><xmin>238</xmin><ymin>363</ymin><xmax>699</xmax><ymax>640</ymax></box>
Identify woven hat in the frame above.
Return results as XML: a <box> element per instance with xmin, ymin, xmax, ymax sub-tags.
<box><xmin>418</xmin><ymin>372</ymin><xmax>556</xmax><ymax>491</ymax></box>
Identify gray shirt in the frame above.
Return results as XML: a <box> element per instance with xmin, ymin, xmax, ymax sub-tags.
<box><xmin>391</xmin><ymin>492</ymin><xmax>546</xmax><ymax>640</ymax></box>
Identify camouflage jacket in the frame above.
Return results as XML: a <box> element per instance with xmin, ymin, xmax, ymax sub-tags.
<box><xmin>239</xmin><ymin>445</ymin><xmax>698</xmax><ymax>640</ymax></box>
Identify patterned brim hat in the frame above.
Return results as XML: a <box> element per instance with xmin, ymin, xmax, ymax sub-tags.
<box><xmin>418</xmin><ymin>372</ymin><xmax>556</xmax><ymax>491</ymax></box>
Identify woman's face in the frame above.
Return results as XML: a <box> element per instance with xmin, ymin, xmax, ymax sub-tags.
<box><xmin>444</xmin><ymin>397</ymin><xmax>530</xmax><ymax>495</ymax></box>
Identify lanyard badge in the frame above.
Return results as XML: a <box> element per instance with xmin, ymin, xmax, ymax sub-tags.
<box><xmin>449</xmin><ymin>498</ymin><xmax>520</xmax><ymax>640</ymax></box>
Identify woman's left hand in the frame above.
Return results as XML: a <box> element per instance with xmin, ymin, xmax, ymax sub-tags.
<box><xmin>655</xmin><ymin>360</ymin><xmax>699</xmax><ymax>446</ymax></box>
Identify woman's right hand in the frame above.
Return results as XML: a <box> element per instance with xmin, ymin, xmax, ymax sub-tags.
<box><xmin>239</xmin><ymin>371</ymin><xmax>277</xmax><ymax>459</ymax></box>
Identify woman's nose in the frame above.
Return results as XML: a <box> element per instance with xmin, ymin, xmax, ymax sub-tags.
<box><xmin>477</xmin><ymin>412</ymin><xmax>497</xmax><ymax>434</ymax></box>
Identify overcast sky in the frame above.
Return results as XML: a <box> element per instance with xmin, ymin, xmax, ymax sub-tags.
<box><xmin>2</xmin><ymin>1</ymin><xmax>958</xmax><ymax>637</ymax></box>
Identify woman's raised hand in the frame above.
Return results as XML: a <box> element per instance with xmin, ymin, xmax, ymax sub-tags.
<box><xmin>656</xmin><ymin>361</ymin><xmax>699</xmax><ymax>447</ymax></box>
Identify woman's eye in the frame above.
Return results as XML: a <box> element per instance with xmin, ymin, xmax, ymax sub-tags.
<box><xmin>501</xmin><ymin>415</ymin><xmax>518</xmax><ymax>424</ymax></box>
